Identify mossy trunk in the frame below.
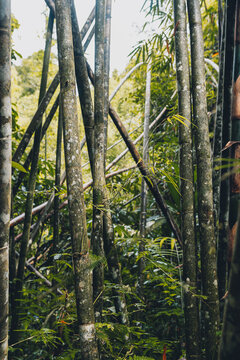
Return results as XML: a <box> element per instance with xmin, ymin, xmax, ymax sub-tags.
<box><xmin>55</xmin><ymin>0</ymin><xmax>99</xmax><ymax>358</ymax></box>
<box><xmin>187</xmin><ymin>0</ymin><xmax>220</xmax><ymax>358</ymax></box>
<box><xmin>173</xmin><ymin>0</ymin><xmax>200</xmax><ymax>359</ymax></box>
<box><xmin>92</xmin><ymin>0</ymin><xmax>106</xmax><ymax>322</ymax></box>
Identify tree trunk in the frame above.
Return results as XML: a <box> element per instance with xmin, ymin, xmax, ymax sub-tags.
<box><xmin>228</xmin><ymin>0</ymin><xmax>240</xmax><ymax>293</ymax></box>
<box><xmin>187</xmin><ymin>0</ymin><xmax>220</xmax><ymax>358</ymax></box>
<box><xmin>55</xmin><ymin>0</ymin><xmax>99</xmax><ymax>358</ymax></box>
<box><xmin>213</xmin><ymin>9</ymin><xmax>225</xmax><ymax>229</ymax></box>
<box><xmin>92</xmin><ymin>0</ymin><xmax>106</xmax><ymax>322</ymax></box>
<box><xmin>218</xmin><ymin>203</ymin><xmax>240</xmax><ymax>359</ymax></box>
<box><xmin>138</xmin><ymin>62</ymin><xmax>151</xmax><ymax>301</ymax></box>
<box><xmin>0</xmin><ymin>0</ymin><xmax>11</xmax><ymax>358</ymax></box>
<box><xmin>173</xmin><ymin>1</ymin><xmax>200</xmax><ymax>359</ymax></box>
<box><xmin>218</xmin><ymin>0</ymin><xmax>236</xmax><ymax>305</ymax></box>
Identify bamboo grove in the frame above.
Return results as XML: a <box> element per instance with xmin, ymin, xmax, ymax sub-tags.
<box><xmin>0</xmin><ymin>0</ymin><xmax>240</xmax><ymax>359</ymax></box>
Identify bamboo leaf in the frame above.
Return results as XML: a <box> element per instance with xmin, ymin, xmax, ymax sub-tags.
<box><xmin>12</xmin><ymin>161</ymin><xmax>28</xmax><ymax>173</ymax></box>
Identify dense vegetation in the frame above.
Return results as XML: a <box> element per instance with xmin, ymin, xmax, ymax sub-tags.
<box><xmin>0</xmin><ymin>0</ymin><xmax>239</xmax><ymax>359</ymax></box>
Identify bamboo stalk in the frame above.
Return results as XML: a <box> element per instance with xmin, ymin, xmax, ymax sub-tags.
<box><xmin>0</xmin><ymin>0</ymin><xmax>11</xmax><ymax>357</ymax></box>
<box><xmin>55</xmin><ymin>0</ymin><xmax>99</xmax><ymax>357</ymax></box>
<box><xmin>174</xmin><ymin>0</ymin><xmax>200</xmax><ymax>358</ymax></box>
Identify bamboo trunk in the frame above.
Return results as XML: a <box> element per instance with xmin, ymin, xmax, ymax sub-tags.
<box><xmin>218</xmin><ymin>0</ymin><xmax>236</xmax><ymax>304</ymax></box>
<box><xmin>0</xmin><ymin>1</ymin><xmax>11</xmax><ymax>358</ymax></box>
<box><xmin>55</xmin><ymin>0</ymin><xmax>99</xmax><ymax>358</ymax></box>
<box><xmin>173</xmin><ymin>1</ymin><xmax>200</xmax><ymax>359</ymax></box>
<box><xmin>228</xmin><ymin>0</ymin><xmax>240</xmax><ymax>295</ymax></box>
<box><xmin>138</xmin><ymin>62</ymin><xmax>151</xmax><ymax>302</ymax></box>
<box><xmin>92</xmin><ymin>0</ymin><xmax>106</xmax><ymax>322</ymax></box>
<box><xmin>187</xmin><ymin>0</ymin><xmax>220</xmax><ymax>358</ymax></box>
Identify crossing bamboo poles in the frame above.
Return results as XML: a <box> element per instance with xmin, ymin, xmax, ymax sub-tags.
<box><xmin>10</xmin><ymin>8</ymin><xmax>54</xmax><ymax>345</ymax></box>
<box><xmin>87</xmin><ymin>62</ymin><xmax>182</xmax><ymax>247</ymax></box>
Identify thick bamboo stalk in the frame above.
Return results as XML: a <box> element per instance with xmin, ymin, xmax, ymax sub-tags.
<box><xmin>218</xmin><ymin>0</ymin><xmax>236</xmax><ymax>304</ymax></box>
<box><xmin>173</xmin><ymin>0</ymin><xmax>200</xmax><ymax>358</ymax></box>
<box><xmin>55</xmin><ymin>0</ymin><xmax>99</xmax><ymax>358</ymax></box>
<box><xmin>92</xmin><ymin>0</ymin><xmax>106</xmax><ymax>322</ymax></box>
<box><xmin>213</xmin><ymin>10</ymin><xmax>225</xmax><ymax>229</ymax></box>
<box><xmin>101</xmin><ymin>0</ymin><xmax>129</xmax><ymax>326</ymax></box>
<box><xmin>187</xmin><ymin>0</ymin><xmax>220</xmax><ymax>358</ymax></box>
<box><xmin>228</xmin><ymin>0</ymin><xmax>240</xmax><ymax>296</ymax></box>
<box><xmin>0</xmin><ymin>0</ymin><xmax>11</xmax><ymax>358</ymax></box>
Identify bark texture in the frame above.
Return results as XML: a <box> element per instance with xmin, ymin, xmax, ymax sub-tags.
<box><xmin>187</xmin><ymin>0</ymin><xmax>220</xmax><ymax>358</ymax></box>
<box><xmin>173</xmin><ymin>1</ymin><xmax>200</xmax><ymax>359</ymax></box>
<box><xmin>218</xmin><ymin>203</ymin><xmax>240</xmax><ymax>359</ymax></box>
<box><xmin>228</xmin><ymin>0</ymin><xmax>240</xmax><ymax>297</ymax></box>
<box><xmin>71</xmin><ymin>1</ymin><xmax>128</xmax><ymax>325</ymax></box>
<box><xmin>218</xmin><ymin>0</ymin><xmax>236</xmax><ymax>304</ymax></box>
<box><xmin>0</xmin><ymin>0</ymin><xmax>11</xmax><ymax>358</ymax></box>
<box><xmin>55</xmin><ymin>0</ymin><xmax>99</xmax><ymax>358</ymax></box>
<box><xmin>92</xmin><ymin>0</ymin><xmax>106</xmax><ymax>322</ymax></box>
<box><xmin>138</xmin><ymin>63</ymin><xmax>151</xmax><ymax>301</ymax></box>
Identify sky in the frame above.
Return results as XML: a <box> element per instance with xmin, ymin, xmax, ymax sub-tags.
<box><xmin>11</xmin><ymin>0</ymin><xmax>147</xmax><ymax>75</ymax></box>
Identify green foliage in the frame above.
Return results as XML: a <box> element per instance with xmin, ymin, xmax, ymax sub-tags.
<box><xmin>9</xmin><ymin>1</ymin><xmax>220</xmax><ymax>359</ymax></box>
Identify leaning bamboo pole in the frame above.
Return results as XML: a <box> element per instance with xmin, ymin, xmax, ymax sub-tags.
<box><xmin>10</xmin><ymin>8</ymin><xmax>54</xmax><ymax>345</ymax></box>
<box><xmin>87</xmin><ymin>63</ymin><xmax>182</xmax><ymax>246</ymax></box>
<box><xmin>10</xmin><ymin>95</ymin><xmax>175</xmax><ymax>229</ymax></box>
<box><xmin>12</xmin><ymin>4</ymin><xmax>95</xmax><ymax>167</ymax></box>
